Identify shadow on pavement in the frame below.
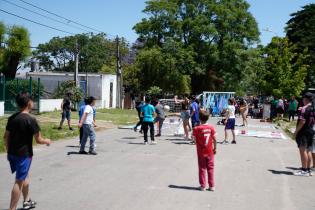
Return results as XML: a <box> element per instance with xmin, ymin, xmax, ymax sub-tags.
<box><xmin>168</xmin><ymin>185</ymin><xmax>200</xmax><ymax>191</ymax></box>
<box><xmin>122</xmin><ymin>137</ymin><xmax>138</xmax><ymax>140</ymax></box>
<box><xmin>128</xmin><ymin>142</ymin><xmax>145</xmax><ymax>145</ymax></box>
<box><xmin>172</xmin><ymin>142</ymin><xmax>191</xmax><ymax>145</ymax></box>
<box><xmin>67</xmin><ymin>151</ymin><xmax>83</xmax><ymax>155</ymax></box>
<box><xmin>66</xmin><ymin>145</ymin><xmax>80</xmax><ymax>148</ymax></box>
<box><xmin>286</xmin><ymin>166</ymin><xmax>300</xmax><ymax>171</ymax></box>
<box><xmin>268</xmin><ymin>169</ymin><xmax>294</xmax><ymax>176</ymax></box>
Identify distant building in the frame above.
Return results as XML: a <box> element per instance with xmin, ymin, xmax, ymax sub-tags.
<box><xmin>26</xmin><ymin>72</ymin><xmax>117</xmax><ymax>109</ymax></box>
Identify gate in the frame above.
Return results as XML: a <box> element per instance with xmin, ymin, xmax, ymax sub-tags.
<box><xmin>0</xmin><ymin>76</ymin><xmax>41</xmax><ymax>113</ymax></box>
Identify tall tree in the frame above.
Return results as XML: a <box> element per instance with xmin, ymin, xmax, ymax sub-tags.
<box><xmin>286</xmin><ymin>3</ymin><xmax>315</xmax><ymax>87</ymax></box>
<box><xmin>0</xmin><ymin>22</ymin><xmax>31</xmax><ymax>78</ymax></box>
<box><xmin>262</xmin><ymin>37</ymin><xmax>308</xmax><ymax>97</ymax></box>
<box><xmin>34</xmin><ymin>33</ymin><xmax>128</xmax><ymax>73</ymax></box>
<box><xmin>133</xmin><ymin>0</ymin><xmax>260</xmax><ymax>93</ymax></box>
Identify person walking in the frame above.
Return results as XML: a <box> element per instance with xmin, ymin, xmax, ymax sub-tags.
<box><xmin>4</xmin><ymin>92</ymin><xmax>51</xmax><ymax>210</ymax></box>
<box><xmin>288</xmin><ymin>96</ymin><xmax>298</xmax><ymax>121</ymax></box>
<box><xmin>193</xmin><ymin>110</ymin><xmax>217</xmax><ymax>191</ymax></box>
<box><xmin>222</xmin><ymin>98</ymin><xmax>236</xmax><ymax>144</ymax></box>
<box><xmin>154</xmin><ymin>100</ymin><xmax>166</xmax><ymax>137</ymax></box>
<box><xmin>293</xmin><ymin>92</ymin><xmax>315</xmax><ymax>176</ymax></box>
<box><xmin>134</xmin><ymin>99</ymin><xmax>144</xmax><ymax>133</ymax></box>
<box><xmin>58</xmin><ymin>92</ymin><xmax>73</xmax><ymax>130</ymax></box>
<box><xmin>180</xmin><ymin>97</ymin><xmax>191</xmax><ymax>140</ymax></box>
<box><xmin>141</xmin><ymin>97</ymin><xmax>156</xmax><ymax>145</ymax></box>
<box><xmin>78</xmin><ymin>96</ymin><xmax>97</xmax><ymax>155</ymax></box>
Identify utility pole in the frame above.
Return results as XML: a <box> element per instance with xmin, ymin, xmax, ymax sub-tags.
<box><xmin>74</xmin><ymin>41</ymin><xmax>80</xmax><ymax>88</ymax></box>
<box><xmin>116</xmin><ymin>36</ymin><xmax>122</xmax><ymax>109</ymax></box>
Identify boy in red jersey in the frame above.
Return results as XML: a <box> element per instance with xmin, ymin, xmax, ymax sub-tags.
<box><xmin>193</xmin><ymin>110</ymin><xmax>217</xmax><ymax>191</ymax></box>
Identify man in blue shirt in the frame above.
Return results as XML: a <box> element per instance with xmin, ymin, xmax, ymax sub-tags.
<box><xmin>190</xmin><ymin>98</ymin><xmax>200</xmax><ymax>128</ymax></box>
<box><xmin>141</xmin><ymin>97</ymin><xmax>156</xmax><ymax>145</ymax></box>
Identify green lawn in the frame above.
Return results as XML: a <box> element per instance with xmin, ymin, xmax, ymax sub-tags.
<box><xmin>0</xmin><ymin>109</ymin><xmax>138</xmax><ymax>153</ymax></box>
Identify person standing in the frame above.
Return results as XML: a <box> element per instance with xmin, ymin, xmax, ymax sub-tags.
<box><xmin>190</xmin><ymin>98</ymin><xmax>200</xmax><ymax>128</ymax></box>
<box><xmin>293</xmin><ymin>92</ymin><xmax>315</xmax><ymax>176</ymax></box>
<box><xmin>193</xmin><ymin>110</ymin><xmax>217</xmax><ymax>191</ymax></box>
<box><xmin>141</xmin><ymin>97</ymin><xmax>156</xmax><ymax>145</ymax></box>
<box><xmin>58</xmin><ymin>92</ymin><xmax>73</xmax><ymax>130</ymax></box>
<box><xmin>154</xmin><ymin>100</ymin><xmax>166</xmax><ymax>137</ymax></box>
<box><xmin>222</xmin><ymin>98</ymin><xmax>236</xmax><ymax>144</ymax></box>
<box><xmin>4</xmin><ymin>92</ymin><xmax>51</xmax><ymax>210</ymax></box>
<box><xmin>288</xmin><ymin>96</ymin><xmax>298</xmax><ymax>121</ymax></box>
<box><xmin>239</xmin><ymin>98</ymin><xmax>248</xmax><ymax>126</ymax></box>
<box><xmin>180</xmin><ymin>97</ymin><xmax>191</xmax><ymax>140</ymax></box>
<box><xmin>276</xmin><ymin>97</ymin><xmax>285</xmax><ymax>119</ymax></box>
<box><xmin>78</xmin><ymin>96</ymin><xmax>97</xmax><ymax>155</ymax></box>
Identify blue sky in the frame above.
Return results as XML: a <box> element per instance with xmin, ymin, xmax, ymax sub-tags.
<box><xmin>0</xmin><ymin>0</ymin><xmax>313</xmax><ymax>47</ymax></box>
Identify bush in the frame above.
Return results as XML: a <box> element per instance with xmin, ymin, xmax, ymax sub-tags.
<box><xmin>5</xmin><ymin>78</ymin><xmax>44</xmax><ymax>97</ymax></box>
<box><xmin>53</xmin><ymin>80</ymin><xmax>83</xmax><ymax>106</ymax></box>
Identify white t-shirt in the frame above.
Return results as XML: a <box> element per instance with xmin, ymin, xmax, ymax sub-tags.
<box><xmin>83</xmin><ymin>105</ymin><xmax>94</xmax><ymax>125</ymax></box>
<box><xmin>227</xmin><ymin>105</ymin><xmax>235</xmax><ymax>119</ymax></box>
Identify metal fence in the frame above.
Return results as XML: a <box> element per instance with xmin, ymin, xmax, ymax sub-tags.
<box><xmin>0</xmin><ymin>76</ymin><xmax>41</xmax><ymax>113</ymax></box>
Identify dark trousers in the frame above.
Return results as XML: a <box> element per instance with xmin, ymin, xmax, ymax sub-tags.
<box><xmin>135</xmin><ymin>117</ymin><xmax>143</xmax><ymax>131</ymax></box>
<box><xmin>79</xmin><ymin>127</ymin><xmax>83</xmax><ymax>144</ymax></box>
<box><xmin>142</xmin><ymin>121</ymin><xmax>154</xmax><ymax>142</ymax></box>
<box><xmin>288</xmin><ymin>110</ymin><xmax>296</xmax><ymax>121</ymax></box>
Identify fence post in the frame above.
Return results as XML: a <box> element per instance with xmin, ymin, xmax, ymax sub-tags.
<box><xmin>29</xmin><ymin>77</ymin><xmax>33</xmax><ymax>96</ymax></box>
<box><xmin>2</xmin><ymin>76</ymin><xmax>5</xmax><ymax>102</ymax></box>
<box><xmin>37</xmin><ymin>78</ymin><xmax>40</xmax><ymax>113</ymax></box>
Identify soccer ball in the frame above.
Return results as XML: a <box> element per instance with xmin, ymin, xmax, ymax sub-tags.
<box><xmin>164</xmin><ymin>105</ymin><xmax>170</xmax><ymax>112</ymax></box>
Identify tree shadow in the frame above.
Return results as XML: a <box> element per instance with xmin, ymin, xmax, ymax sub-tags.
<box><xmin>168</xmin><ymin>185</ymin><xmax>200</xmax><ymax>191</ymax></box>
<box><xmin>268</xmin><ymin>169</ymin><xmax>294</xmax><ymax>176</ymax></box>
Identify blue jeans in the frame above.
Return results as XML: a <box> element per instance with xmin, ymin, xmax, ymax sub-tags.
<box><xmin>80</xmin><ymin>124</ymin><xmax>96</xmax><ymax>152</ymax></box>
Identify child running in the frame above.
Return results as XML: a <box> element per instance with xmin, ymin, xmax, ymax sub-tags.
<box><xmin>193</xmin><ymin>110</ymin><xmax>217</xmax><ymax>191</ymax></box>
<box><xmin>223</xmin><ymin>98</ymin><xmax>236</xmax><ymax>144</ymax></box>
<box><xmin>4</xmin><ymin>92</ymin><xmax>51</xmax><ymax>210</ymax></box>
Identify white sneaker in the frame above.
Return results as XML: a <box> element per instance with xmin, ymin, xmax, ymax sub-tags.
<box><xmin>293</xmin><ymin>170</ymin><xmax>310</xmax><ymax>177</ymax></box>
<box><xmin>151</xmin><ymin>141</ymin><xmax>157</xmax><ymax>145</ymax></box>
<box><xmin>209</xmin><ymin>187</ymin><xmax>215</xmax><ymax>192</ymax></box>
<box><xmin>199</xmin><ymin>187</ymin><xmax>206</xmax><ymax>191</ymax></box>
<box><xmin>222</xmin><ymin>140</ymin><xmax>229</xmax><ymax>145</ymax></box>
<box><xmin>144</xmin><ymin>142</ymin><xmax>148</xmax><ymax>145</ymax></box>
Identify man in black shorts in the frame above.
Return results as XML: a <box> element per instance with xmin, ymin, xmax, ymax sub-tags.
<box><xmin>5</xmin><ymin>92</ymin><xmax>51</xmax><ymax>210</ymax></box>
<box><xmin>293</xmin><ymin>92</ymin><xmax>315</xmax><ymax>177</ymax></box>
<box><xmin>58</xmin><ymin>92</ymin><xmax>73</xmax><ymax>130</ymax></box>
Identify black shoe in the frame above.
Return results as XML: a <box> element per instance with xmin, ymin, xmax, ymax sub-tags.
<box><xmin>89</xmin><ymin>151</ymin><xmax>97</xmax><ymax>155</ymax></box>
<box><xmin>58</xmin><ymin>127</ymin><xmax>62</xmax><ymax>130</ymax></box>
<box><xmin>69</xmin><ymin>127</ymin><xmax>74</xmax><ymax>131</ymax></box>
<box><xmin>134</xmin><ymin>127</ymin><xmax>137</xmax><ymax>132</ymax></box>
<box><xmin>23</xmin><ymin>199</ymin><xmax>37</xmax><ymax>210</ymax></box>
<box><xmin>155</xmin><ymin>134</ymin><xmax>161</xmax><ymax>137</ymax></box>
<box><xmin>79</xmin><ymin>151</ymin><xmax>88</xmax><ymax>155</ymax></box>
<box><xmin>231</xmin><ymin>140</ymin><xmax>237</xmax><ymax>144</ymax></box>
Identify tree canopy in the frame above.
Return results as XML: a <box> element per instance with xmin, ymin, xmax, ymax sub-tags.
<box><xmin>0</xmin><ymin>22</ymin><xmax>31</xmax><ymax>78</ymax></box>
<box><xmin>133</xmin><ymin>0</ymin><xmax>260</xmax><ymax>93</ymax></box>
<box><xmin>286</xmin><ymin>3</ymin><xmax>315</xmax><ymax>88</ymax></box>
<box><xmin>33</xmin><ymin>33</ymin><xmax>129</xmax><ymax>73</ymax></box>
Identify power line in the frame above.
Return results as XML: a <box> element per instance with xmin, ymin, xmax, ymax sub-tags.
<box><xmin>0</xmin><ymin>9</ymin><xmax>75</xmax><ymax>35</ymax></box>
<box><xmin>1</xmin><ymin>0</ymin><xmax>91</xmax><ymax>33</ymax></box>
<box><xmin>18</xmin><ymin>0</ymin><xmax>103</xmax><ymax>33</ymax></box>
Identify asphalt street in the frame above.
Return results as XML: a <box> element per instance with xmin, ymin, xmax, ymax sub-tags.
<box><xmin>1</xmin><ymin>117</ymin><xmax>314</xmax><ymax>210</ymax></box>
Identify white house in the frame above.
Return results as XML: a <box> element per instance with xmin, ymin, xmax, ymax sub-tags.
<box><xmin>26</xmin><ymin>72</ymin><xmax>117</xmax><ymax>109</ymax></box>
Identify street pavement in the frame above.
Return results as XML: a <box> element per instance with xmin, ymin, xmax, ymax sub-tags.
<box><xmin>1</xmin><ymin>117</ymin><xmax>315</xmax><ymax>210</ymax></box>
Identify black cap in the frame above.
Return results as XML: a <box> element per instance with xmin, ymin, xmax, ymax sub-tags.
<box><xmin>303</xmin><ymin>92</ymin><xmax>314</xmax><ymax>100</ymax></box>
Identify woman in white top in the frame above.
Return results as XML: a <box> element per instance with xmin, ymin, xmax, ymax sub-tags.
<box><xmin>223</xmin><ymin>98</ymin><xmax>236</xmax><ymax>144</ymax></box>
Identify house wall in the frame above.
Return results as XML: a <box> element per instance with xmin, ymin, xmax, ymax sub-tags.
<box><xmin>39</xmin><ymin>99</ymin><xmax>63</xmax><ymax>112</ymax></box>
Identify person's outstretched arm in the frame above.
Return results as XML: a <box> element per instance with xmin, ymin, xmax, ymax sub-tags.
<box><xmin>34</xmin><ymin>132</ymin><xmax>51</xmax><ymax>146</ymax></box>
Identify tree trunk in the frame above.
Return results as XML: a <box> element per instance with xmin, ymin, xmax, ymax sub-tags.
<box><xmin>4</xmin><ymin>54</ymin><xmax>20</xmax><ymax>79</ymax></box>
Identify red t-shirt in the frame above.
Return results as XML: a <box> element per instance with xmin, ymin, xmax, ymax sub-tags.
<box><xmin>193</xmin><ymin>124</ymin><xmax>216</xmax><ymax>157</ymax></box>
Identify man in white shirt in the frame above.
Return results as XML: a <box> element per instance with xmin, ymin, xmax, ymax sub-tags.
<box><xmin>78</xmin><ymin>96</ymin><xmax>97</xmax><ymax>155</ymax></box>
<box><xmin>223</xmin><ymin>98</ymin><xmax>236</xmax><ymax>144</ymax></box>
